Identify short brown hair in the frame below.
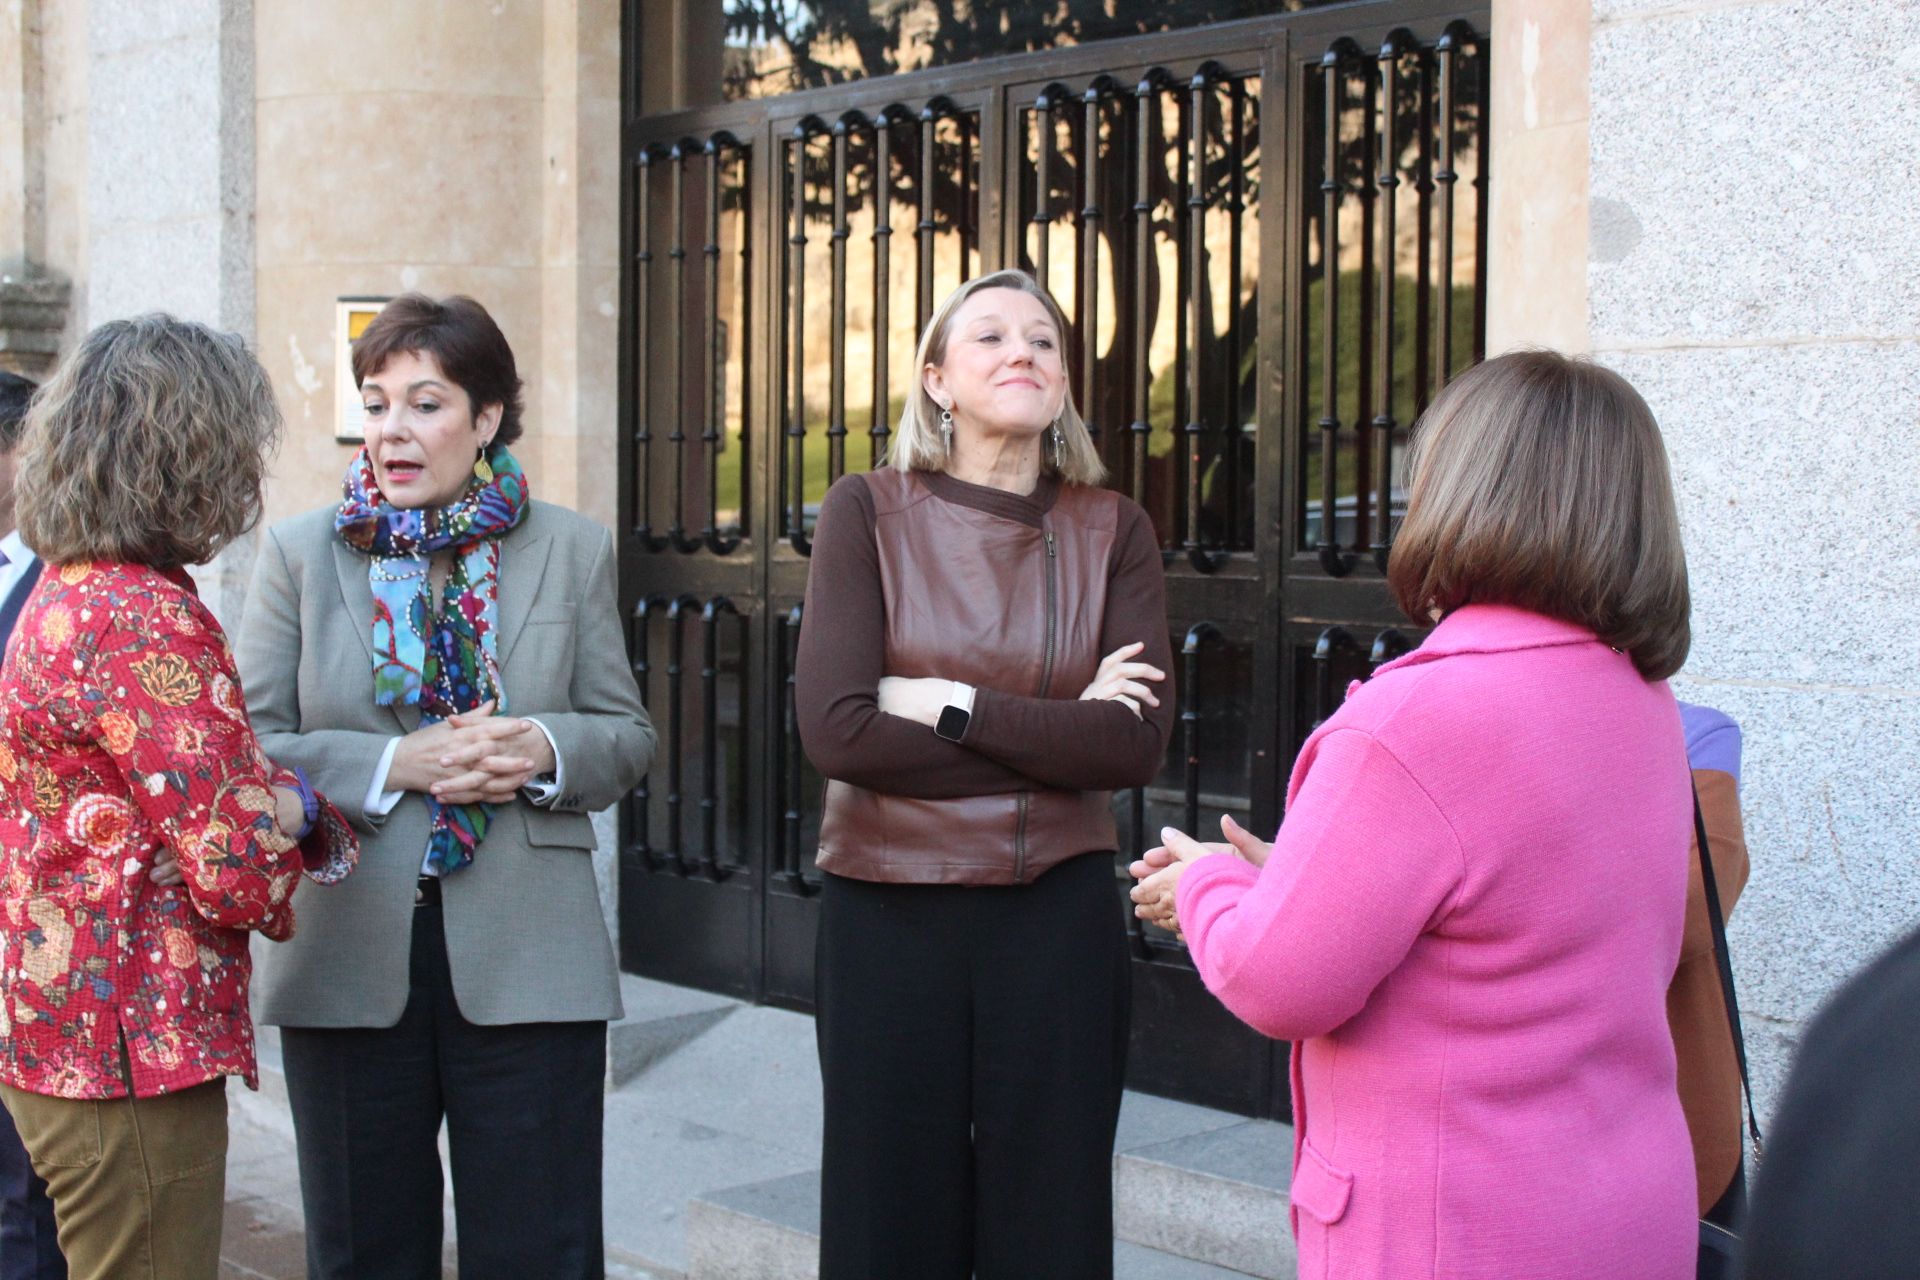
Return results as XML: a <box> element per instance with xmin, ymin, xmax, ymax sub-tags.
<box><xmin>352</xmin><ymin>294</ymin><xmax>525</xmax><ymax>446</ymax></box>
<box><xmin>1387</xmin><ymin>350</ymin><xmax>1691</xmax><ymax>680</ymax></box>
<box><xmin>18</xmin><ymin>315</ymin><xmax>281</xmax><ymax>569</ymax></box>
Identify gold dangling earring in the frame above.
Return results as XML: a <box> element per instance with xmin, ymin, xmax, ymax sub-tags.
<box><xmin>939</xmin><ymin>407</ymin><xmax>954</xmax><ymax>454</ymax></box>
<box><xmin>473</xmin><ymin>442</ymin><xmax>494</xmax><ymax>484</ymax></box>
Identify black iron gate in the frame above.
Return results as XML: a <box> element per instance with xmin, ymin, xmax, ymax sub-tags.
<box><xmin>618</xmin><ymin>0</ymin><xmax>1491</xmax><ymax>1119</ymax></box>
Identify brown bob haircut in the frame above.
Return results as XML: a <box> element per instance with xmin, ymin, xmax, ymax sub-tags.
<box><xmin>19</xmin><ymin>314</ymin><xmax>280</xmax><ymax>569</ymax></box>
<box><xmin>352</xmin><ymin>294</ymin><xmax>525</xmax><ymax>447</ymax></box>
<box><xmin>1387</xmin><ymin>350</ymin><xmax>1691</xmax><ymax>680</ymax></box>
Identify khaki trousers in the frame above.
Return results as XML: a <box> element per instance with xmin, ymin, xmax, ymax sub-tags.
<box><xmin>0</xmin><ymin>1076</ymin><xmax>228</xmax><ymax>1280</ymax></box>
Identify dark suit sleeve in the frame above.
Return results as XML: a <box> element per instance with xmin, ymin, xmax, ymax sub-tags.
<box><xmin>0</xmin><ymin>559</ymin><xmax>45</xmax><ymax>651</ymax></box>
<box><xmin>234</xmin><ymin>527</ymin><xmax>398</xmax><ymax>835</ymax></box>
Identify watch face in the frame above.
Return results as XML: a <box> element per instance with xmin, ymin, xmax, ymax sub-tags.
<box><xmin>936</xmin><ymin>704</ymin><xmax>970</xmax><ymax>741</ymax></box>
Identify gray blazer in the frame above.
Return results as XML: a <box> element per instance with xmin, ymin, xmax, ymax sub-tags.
<box><xmin>236</xmin><ymin>499</ymin><xmax>654</xmax><ymax>1028</ymax></box>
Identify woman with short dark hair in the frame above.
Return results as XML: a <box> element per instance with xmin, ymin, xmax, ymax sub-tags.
<box><xmin>1132</xmin><ymin>350</ymin><xmax>1698</xmax><ymax>1279</ymax></box>
<box><xmin>0</xmin><ymin>315</ymin><xmax>357</xmax><ymax>1280</ymax></box>
<box><xmin>236</xmin><ymin>292</ymin><xmax>653</xmax><ymax>1280</ymax></box>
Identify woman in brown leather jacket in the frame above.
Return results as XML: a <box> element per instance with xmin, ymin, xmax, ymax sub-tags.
<box><xmin>795</xmin><ymin>269</ymin><xmax>1175</xmax><ymax>1280</ymax></box>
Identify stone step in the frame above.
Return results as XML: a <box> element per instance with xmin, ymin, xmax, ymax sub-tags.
<box><xmin>605</xmin><ymin>971</ymin><xmax>743</xmax><ymax>1089</ymax></box>
<box><xmin>1113</xmin><ymin>1118</ymin><xmax>1296</xmax><ymax>1280</ymax></box>
<box><xmin>685</xmin><ymin>1169</ymin><xmax>1268</xmax><ymax>1280</ymax></box>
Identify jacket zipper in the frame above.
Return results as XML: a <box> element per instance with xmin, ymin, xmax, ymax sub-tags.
<box><xmin>1016</xmin><ymin>524</ymin><xmax>1059</xmax><ymax>884</ymax></box>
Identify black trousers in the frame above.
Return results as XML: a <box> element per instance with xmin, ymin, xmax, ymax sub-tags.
<box><xmin>816</xmin><ymin>852</ymin><xmax>1131</xmax><ymax>1280</ymax></box>
<box><xmin>0</xmin><ymin>1096</ymin><xmax>63</xmax><ymax>1280</ymax></box>
<box><xmin>280</xmin><ymin>903</ymin><xmax>607</xmax><ymax>1280</ymax></box>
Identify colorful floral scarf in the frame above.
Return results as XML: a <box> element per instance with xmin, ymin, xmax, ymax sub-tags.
<box><xmin>334</xmin><ymin>445</ymin><xmax>529</xmax><ymax>875</ymax></box>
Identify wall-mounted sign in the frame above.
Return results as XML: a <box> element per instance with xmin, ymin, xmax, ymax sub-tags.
<box><xmin>335</xmin><ymin>297</ymin><xmax>391</xmax><ymax>442</ymax></box>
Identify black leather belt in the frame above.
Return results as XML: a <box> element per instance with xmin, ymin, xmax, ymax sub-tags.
<box><xmin>414</xmin><ymin>876</ymin><xmax>442</xmax><ymax>907</ymax></box>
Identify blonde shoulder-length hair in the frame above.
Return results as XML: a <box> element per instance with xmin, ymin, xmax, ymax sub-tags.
<box><xmin>1387</xmin><ymin>349</ymin><xmax>1691</xmax><ymax>680</ymax></box>
<box><xmin>888</xmin><ymin>269</ymin><xmax>1106</xmax><ymax>486</ymax></box>
<box><xmin>18</xmin><ymin>314</ymin><xmax>282</xmax><ymax>569</ymax></box>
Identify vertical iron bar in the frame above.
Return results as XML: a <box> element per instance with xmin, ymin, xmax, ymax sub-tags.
<box><xmin>1032</xmin><ymin>88</ymin><xmax>1055</xmax><ymax>290</ymax></box>
<box><xmin>872</xmin><ymin>114</ymin><xmax>894</xmax><ymax>469</ymax></box>
<box><xmin>1181</xmin><ymin>622</ymin><xmax>1222</xmax><ymax>838</ymax></box>
<box><xmin>698</xmin><ymin>597</ymin><xmax>739</xmax><ymax>880</ymax></box>
<box><xmin>960</xmin><ymin>111</ymin><xmax>976</xmax><ymax>277</ymax></box>
<box><xmin>703</xmin><ymin>136</ymin><xmax>740</xmax><ymax>554</ymax></box>
<box><xmin>1316</xmin><ymin>49</ymin><xmax>1353</xmax><ymax>577</ymax></box>
<box><xmin>781</xmin><ymin>605</ymin><xmax>808</xmax><ymax>891</ymax></box>
<box><xmin>1371</xmin><ymin>35</ymin><xmax>1406</xmax><ymax>574</ymax></box>
<box><xmin>664</xmin><ymin>594</ymin><xmax>698</xmax><ymax>875</ymax></box>
<box><xmin>1433</xmin><ymin>27</ymin><xmax>1460</xmax><ymax>391</ymax></box>
<box><xmin>918</xmin><ymin>103</ymin><xmax>938</xmax><ymax>332</ymax></box>
<box><xmin>1172</xmin><ymin>89</ymin><xmax>1191</xmax><ymax>554</ymax></box>
<box><xmin>829</xmin><ymin>120</ymin><xmax>851</xmax><ymax>485</ymax></box>
<box><xmin>1226</xmin><ymin>77</ymin><xmax>1246</xmax><ymax>549</ymax></box>
<box><xmin>787</xmin><ymin>125</ymin><xmax>813</xmax><ymax>553</ymax></box>
<box><xmin>631</xmin><ymin>596</ymin><xmax>661</xmax><ymax>869</ymax></box>
<box><xmin>635</xmin><ymin>148</ymin><xmax>665</xmax><ymax>550</ymax></box>
<box><xmin>1080</xmin><ymin>83</ymin><xmax>1105</xmax><ymax>451</ymax></box>
<box><xmin>1130</xmin><ymin>73</ymin><xmax>1162</xmax><ymax>513</ymax></box>
<box><xmin>669</xmin><ymin>143</ymin><xmax>696</xmax><ymax>552</ymax></box>
<box><xmin>1354</xmin><ymin>66</ymin><xmax>1376</xmax><ymax>553</ymax></box>
<box><xmin>735</xmin><ymin>148</ymin><xmax>753</xmax><ymax>541</ymax></box>
<box><xmin>1127</xmin><ymin>785</ymin><xmax>1150</xmax><ymax>957</ymax></box>
<box><xmin>1184</xmin><ymin>67</ymin><xmax>1223</xmax><ymax>573</ymax></box>
<box><xmin>1413</xmin><ymin>50</ymin><xmax>1434</xmax><ymax>416</ymax></box>
<box><xmin>1472</xmin><ymin>32</ymin><xmax>1491</xmax><ymax>363</ymax></box>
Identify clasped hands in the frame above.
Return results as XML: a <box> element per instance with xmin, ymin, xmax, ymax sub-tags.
<box><xmin>876</xmin><ymin>641</ymin><xmax>1166</xmax><ymax>726</ymax></box>
<box><xmin>1128</xmin><ymin>814</ymin><xmax>1271</xmax><ymax>940</ymax></box>
<box><xmin>388</xmin><ymin>700</ymin><xmax>556</xmax><ymax>807</ymax></box>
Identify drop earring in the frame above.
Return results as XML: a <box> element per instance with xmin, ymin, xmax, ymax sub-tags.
<box><xmin>473</xmin><ymin>443</ymin><xmax>494</xmax><ymax>484</ymax></box>
<box><xmin>939</xmin><ymin>407</ymin><xmax>954</xmax><ymax>454</ymax></box>
<box><xmin>1050</xmin><ymin>418</ymin><xmax>1065</xmax><ymax>459</ymax></box>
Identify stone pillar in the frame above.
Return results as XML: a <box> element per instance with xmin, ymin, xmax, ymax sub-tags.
<box><xmin>0</xmin><ymin>0</ymin><xmax>76</xmax><ymax>377</ymax></box>
<box><xmin>86</xmin><ymin>0</ymin><xmax>254</xmax><ymax>336</ymax></box>
<box><xmin>538</xmin><ymin>0</ymin><xmax>624</xmax><ymax>528</ymax></box>
<box><xmin>86</xmin><ymin>0</ymin><xmax>258</xmax><ymax>624</ymax></box>
<box><xmin>1485</xmin><ymin>0</ymin><xmax>1590</xmax><ymax>355</ymax></box>
<box><xmin>1589</xmin><ymin>0</ymin><xmax>1920</xmax><ymax>1116</ymax></box>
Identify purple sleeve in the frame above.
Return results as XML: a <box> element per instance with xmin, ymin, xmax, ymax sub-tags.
<box><xmin>1677</xmin><ymin>702</ymin><xmax>1742</xmax><ymax>784</ymax></box>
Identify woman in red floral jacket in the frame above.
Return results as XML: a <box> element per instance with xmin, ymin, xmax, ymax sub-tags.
<box><xmin>0</xmin><ymin>315</ymin><xmax>356</xmax><ymax>1280</ymax></box>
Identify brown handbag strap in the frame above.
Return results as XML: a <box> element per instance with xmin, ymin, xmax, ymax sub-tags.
<box><xmin>1693</xmin><ymin>782</ymin><xmax>1764</xmax><ymax>1157</ymax></box>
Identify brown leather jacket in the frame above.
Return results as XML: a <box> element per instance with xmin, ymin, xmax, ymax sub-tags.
<box><xmin>799</xmin><ymin>468</ymin><xmax>1174</xmax><ymax>886</ymax></box>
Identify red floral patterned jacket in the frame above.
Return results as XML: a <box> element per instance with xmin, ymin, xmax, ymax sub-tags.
<box><xmin>0</xmin><ymin>560</ymin><xmax>356</xmax><ymax>1099</ymax></box>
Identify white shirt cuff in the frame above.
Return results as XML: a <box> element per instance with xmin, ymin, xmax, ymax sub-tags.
<box><xmin>364</xmin><ymin>737</ymin><xmax>405</xmax><ymax>823</ymax></box>
<box><xmin>521</xmin><ymin>718</ymin><xmax>565</xmax><ymax>807</ymax></box>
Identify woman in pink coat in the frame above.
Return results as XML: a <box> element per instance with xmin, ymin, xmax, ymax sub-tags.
<box><xmin>1131</xmin><ymin>351</ymin><xmax>1697</xmax><ymax>1279</ymax></box>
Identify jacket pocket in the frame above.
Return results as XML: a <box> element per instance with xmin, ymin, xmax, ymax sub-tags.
<box><xmin>13</xmin><ymin>1096</ymin><xmax>103</xmax><ymax>1169</ymax></box>
<box><xmin>522</xmin><ymin>807</ymin><xmax>596</xmax><ymax>850</ymax></box>
<box><xmin>1289</xmin><ymin>1138</ymin><xmax>1354</xmax><ymax>1280</ymax></box>
<box><xmin>1291</xmin><ymin>1139</ymin><xmax>1353</xmax><ymax>1226</ymax></box>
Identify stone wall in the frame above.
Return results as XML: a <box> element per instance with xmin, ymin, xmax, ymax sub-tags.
<box><xmin>86</xmin><ymin>0</ymin><xmax>253</xmax><ymax>335</ymax></box>
<box><xmin>0</xmin><ymin>0</ymin><xmax>88</xmax><ymax>373</ymax></box>
<box><xmin>251</xmin><ymin>0</ymin><xmax>622</xmax><ymax>536</ymax></box>
<box><xmin>1589</xmin><ymin>0</ymin><xmax>1920</xmax><ymax>1115</ymax></box>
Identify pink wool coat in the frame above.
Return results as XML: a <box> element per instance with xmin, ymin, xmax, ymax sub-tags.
<box><xmin>1178</xmin><ymin>604</ymin><xmax>1696</xmax><ymax>1279</ymax></box>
